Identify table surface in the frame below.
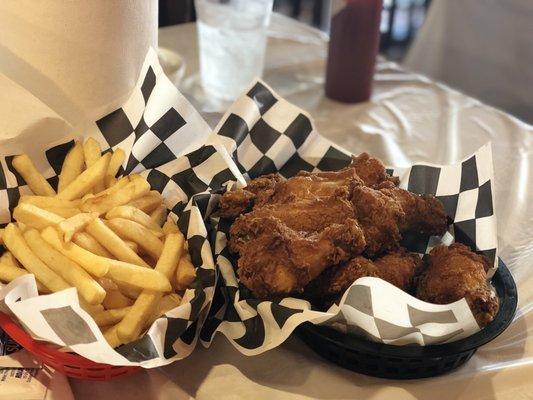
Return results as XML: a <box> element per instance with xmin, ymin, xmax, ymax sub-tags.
<box><xmin>71</xmin><ymin>15</ymin><xmax>533</xmax><ymax>400</ymax></box>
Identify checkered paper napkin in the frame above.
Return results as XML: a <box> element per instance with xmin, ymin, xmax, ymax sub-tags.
<box><xmin>197</xmin><ymin>81</ymin><xmax>499</xmax><ymax>354</ymax></box>
<box><xmin>0</xmin><ymin>48</ymin><xmax>233</xmax><ymax>367</ymax></box>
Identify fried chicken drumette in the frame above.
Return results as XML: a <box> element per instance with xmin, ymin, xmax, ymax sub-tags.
<box><xmin>305</xmin><ymin>250</ymin><xmax>423</xmax><ymax>305</ymax></box>
<box><xmin>235</xmin><ymin>216</ymin><xmax>366</xmax><ymax>298</ymax></box>
<box><xmin>416</xmin><ymin>243</ymin><xmax>498</xmax><ymax>326</ymax></box>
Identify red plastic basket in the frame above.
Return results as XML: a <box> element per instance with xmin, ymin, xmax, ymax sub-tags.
<box><xmin>0</xmin><ymin>312</ymin><xmax>140</xmax><ymax>380</ymax></box>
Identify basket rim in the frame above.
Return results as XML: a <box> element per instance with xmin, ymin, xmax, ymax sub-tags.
<box><xmin>0</xmin><ymin>311</ymin><xmax>132</xmax><ymax>369</ymax></box>
<box><xmin>297</xmin><ymin>257</ymin><xmax>518</xmax><ymax>358</ymax></box>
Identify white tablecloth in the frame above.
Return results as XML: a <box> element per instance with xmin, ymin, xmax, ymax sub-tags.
<box><xmin>404</xmin><ymin>0</ymin><xmax>533</xmax><ymax>124</ymax></box>
<box><xmin>70</xmin><ymin>16</ymin><xmax>532</xmax><ymax>400</ymax></box>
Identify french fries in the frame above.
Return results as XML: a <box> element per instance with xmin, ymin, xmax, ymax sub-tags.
<box><xmin>3</xmin><ymin>224</ymin><xmax>70</xmax><ymax>292</ymax></box>
<box><xmin>85</xmin><ymin>218</ymin><xmax>150</xmax><ymax>267</ymax></box>
<box><xmin>1</xmin><ymin>140</ymin><xmax>196</xmax><ymax>349</ymax></box>
<box><xmin>12</xmin><ymin>154</ymin><xmax>56</xmax><ymax>196</ymax></box>
<box><xmin>41</xmin><ymin>227</ymin><xmax>109</xmax><ymax>277</ymax></box>
<box><xmin>56</xmin><ymin>152</ymin><xmax>111</xmax><ymax>200</ymax></box>
<box><xmin>128</xmin><ymin>191</ymin><xmax>163</xmax><ymax>214</ymax></box>
<box><xmin>13</xmin><ymin>203</ymin><xmax>64</xmax><ymax>230</ymax></box>
<box><xmin>116</xmin><ymin>233</ymin><xmax>184</xmax><ymax>343</ymax></box>
<box><xmin>106</xmin><ymin>205</ymin><xmax>164</xmax><ymax>236</ymax></box>
<box><xmin>105</xmin><ymin>259</ymin><xmax>171</xmax><ymax>292</ymax></box>
<box><xmin>83</xmin><ymin>138</ymin><xmax>105</xmax><ymax>194</ymax></box>
<box><xmin>150</xmin><ymin>205</ymin><xmax>167</xmax><ymax>228</ymax></box>
<box><xmin>58</xmin><ymin>142</ymin><xmax>85</xmax><ymax>192</ymax></box>
<box><xmin>92</xmin><ymin>306</ymin><xmax>132</xmax><ymax>327</ymax></box>
<box><xmin>72</xmin><ymin>232</ymin><xmax>113</xmax><ymax>258</ymax></box>
<box><xmin>106</xmin><ymin>218</ymin><xmax>164</xmax><ymax>259</ymax></box>
<box><xmin>105</xmin><ymin>149</ymin><xmax>125</xmax><ymax>188</ymax></box>
<box><xmin>81</xmin><ymin>178</ymin><xmax>150</xmax><ymax>215</ymax></box>
<box><xmin>102</xmin><ymin>289</ymin><xmax>134</xmax><ymax>309</ymax></box>
<box><xmin>162</xmin><ymin>217</ymin><xmax>180</xmax><ymax>235</ymax></box>
<box><xmin>58</xmin><ymin>212</ymin><xmax>98</xmax><ymax>242</ymax></box>
<box><xmin>24</xmin><ymin>229</ymin><xmax>106</xmax><ymax>305</ymax></box>
<box><xmin>19</xmin><ymin>195</ymin><xmax>77</xmax><ymax>209</ymax></box>
<box><xmin>175</xmin><ymin>253</ymin><xmax>196</xmax><ymax>291</ymax></box>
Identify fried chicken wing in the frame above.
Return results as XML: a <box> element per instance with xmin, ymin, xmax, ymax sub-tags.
<box><xmin>230</xmin><ymin>197</ymin><xmax>355</xmax><ymax>245</ymax></box>
<box><xmin>350</xmin><ymin>186</ymin><xmax>404</xmax><ymax>256</ymax></box>
<box><xmin>350</xmin><ymin>152</ymin><xmax>400</xmax><ymax>188</ymax></box>
<box><xmin>219</xmin><ymin>174</ymin><xmax>284</xmax><ymax>219</ymax></box>
<box><xmin>306</xmin><ymin>250</ymin><xmax>423</xmax><ymax>304</ymax></box>
<box><xmin>416</xmin><ymin>243</ymin><xmax>498</xmax><ymax>326</ymax></box>
<box><xmin>381</xmin><ymin>187</ymin><xmax>447</xmax><ymax>236</ymax></box>
<box><xmin>236</xmin><ymin>216</ymin><xmax>366</xmax><ymax>298</ymax></box>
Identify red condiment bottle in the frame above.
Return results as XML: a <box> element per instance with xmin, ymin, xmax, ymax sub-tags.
<box><xmin>325</xmin><ymin>0</ymin><xmax>383</xmax><ymax>103</ymax></box>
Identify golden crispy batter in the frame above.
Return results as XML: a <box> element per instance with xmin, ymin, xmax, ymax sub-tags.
<box><xmin>350</xmin><ymin>152</ymin><xmax>400</xmax><ymax>188</ymax></box>
<box><xmin>416</xmin><ymin>243</ymin><xmax>498</xmax><ymax>326</ymax></box>
<box><xmin>231</xmin><ymin>196</ymin><xmax>355</xmax><ymax>240</ymax></box>
<box><xmin>381</xmin><ymin>187</ymin><xmax>447</xmax><ymax>236</ymax></box>
<box><xmin>236</xmin><ymin>216</ymin><xmax>366</xmax><ymax>298</ymax></box>
<box><xmin>306</xmin><ymin>250</ymin><xmax>422</xmax><ymax>303</ymax></box>
<box><xmin>350</xmin><ymin>186</ymin><xmax>404</xmax><ymax>256</ymax></box>
<box><xmin>219</xmin><ymin>174</ymin><xmax>284</xmax><ymax>219</ymax></box>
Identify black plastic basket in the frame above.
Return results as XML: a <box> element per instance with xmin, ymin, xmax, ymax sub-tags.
<box><xmin>296</xmin><ymin>258</ymin><xmax>517</xmax><ymax>379</ymax></box>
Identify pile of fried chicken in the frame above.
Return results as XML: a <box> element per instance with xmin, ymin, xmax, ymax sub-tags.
<box><xmin>219</xmin><ymin>153</ymin><xmax>498</xmax><ymax>326</ymax></box>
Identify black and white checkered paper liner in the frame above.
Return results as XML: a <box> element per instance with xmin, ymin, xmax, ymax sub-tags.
<box><xmin>0</xmin><ymin>48</ymin><xmax>227</xmax><ymax>367</ymax></box>
<box><xmin>197</xmin><ymin>81</ymin><xmax>499</xmax><ymax>354</ymax></box>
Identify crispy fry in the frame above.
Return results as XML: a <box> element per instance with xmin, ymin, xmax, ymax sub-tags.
<box><xmin>149</xmin><ymin>205</ymin><xmax>167</xmax><ymax>228</ymax></box>
<box><xmin>0</xmin><ymin>258</ymin><xmax>49</xmax><ymax>293</ymax></box>
<box><xmin>0</xmin><ymin>261</ymin><xmax>27</xmax><ymax>283</ymax></box>
<box><xmin>56</xmin><ymin>152</ymin><xmax>111</xmax><ymax>200</ymax></box>
<box><xmin>81</xmin><ymin>178</ymin><xmax>150</xmax><ymax>215</ymax></box>
<box><xmin>3</xmin><ymin>224</ymin><xmax>70</xmax><ymax>292</ymax></box>
<box><xmin>24</xmin><ymin>229</ymin><xmax>106</xmax><ymax>305</ymax></box>
<box><xmin>106</xmin><ymin>218</ymin><xmax>164</xmax><ymax>259</ymax></box>
<box><xmin>105</xmin><ymin>205</ymin><xmax>164</xmax><ymax>236</ymax></box>
<box><xmin>117</xmin><ymin>233</ymin><xmax>183</xmax><ymax>342</ymax></box>
<box><xmin>0</xmin><ymin>251</ymin><xmax>20</xmax><ymax>268</ymax></box>
<box><xmin>79</xmin><ymin>300</ymin><xmax>104</xmax><ymax>316</ymax></box>
<box><xmin>175</xmin><ymin>253</ymin><xmax>196</xmax><ymax>291</ymax></box>
<box><xmin>19</xmin><ymin>195</ymin><xmax>78</xmax><ymax>209</ymax></box>
<box><xmin>124</xmin><ymin>240</ymin><xmax>139</xmax><ymax>253</ymax></box>
<box><xmin>12</xmin><ymin>154</ymin><xmax>56</xmax><ymax>196</ymax></box>
<box><xmin>92</xmin><ymin>307</ymin><xmax>131</xmax><ymax>327</ymax></box>
<box><xmin>58</xmin><ymin>212</ymin><xmax>98</xmax><ymax>242</ymax></box>
<box><xmin>13</xmin><ymin>202</ymin><xmax>64</xmax><ymax>230</ymax></box>
<box><xmin>40</xmin><ymin>206</ymin><xmax>82</xmax><ymax>218</ymax></box>
<box><xmin>162</xmin><ymin>217</ymin><xmax>179</xmax><ymax>235</ymax></box>
<box><xmin>128</xmin><ymin>191</ymin><xmax>163</xmax><ymax>214</ymax></box>
<box><xmin>72</xmin><ymin>232</ymin><xmax>113</xmax><ymax>258</ymax></box>
<box><xmin>102</xmin><ymin>289</ymin><xmax>134</xmax><ymax>309</ymax></box>
<box><xmin>115</xmin><ymin>283</ymin><xmax>142</xmax><ymax>300</ymax></box>
<box><xmin>58</xmin><ymin>142</ymin><xmax>84</xmax><ymax>192</ymax></box>
<box><xmin>41</xmin><ymin>227</ymin><xmax>109</xmax><ymax>277</ymax></box>
<box><xmin>85</xmin><ymin>218</ymin><xmax>150</xmax><ymax>267</ymax></box>
<box><xmin>0</xmin><ymin>228</ymin><xmax>4</xmax><ymax>245</ymax></box>
<box><xmin>105</xmin><ymin>149</ymin><xmax>125</xmax><ymax>188</ymax></box>
<box><xmin>146</xmin><ymin>293</ymin><xmax>182</xmax><ymax>328</ymax></box>
<box><xmin>83</xmin><ymin>138</ymin><xmax>105</xmax><ymax>193</ymax></box>
<box><xmin>103</xmin><ymin>325</ymin><xmax>122</xmax><ymax>348</ymax></box>
<box><xmin>105</xmin><ymin>259</ymin><xmax>171</xmax><ymax>292</ymax></box>
<box><xmin>83</xmin><ymin>138</ymin><xmax>101</xmax><ymax>167</ymax></box>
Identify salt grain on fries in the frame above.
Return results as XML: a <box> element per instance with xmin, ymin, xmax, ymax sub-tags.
<box><xmin>1</xmin><ymin>139</ymin><xmax>195</xmax><ymax>348</ymax></box>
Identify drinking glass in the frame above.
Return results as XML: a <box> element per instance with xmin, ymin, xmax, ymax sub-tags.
<box><xmin>195</xmin><ymin>0</ymin><xmax>273</xmax><ymax>101</ymax></box>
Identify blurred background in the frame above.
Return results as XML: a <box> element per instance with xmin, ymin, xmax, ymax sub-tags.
<box><xmin>159</xmin><ymin>0</ymin><xmax>532</xmax><ymax>124</ymax></box>
<box><xmin>160</xmin><ymin>0</ymin><xmax>430</xmax><ymax>61</ymax></box>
